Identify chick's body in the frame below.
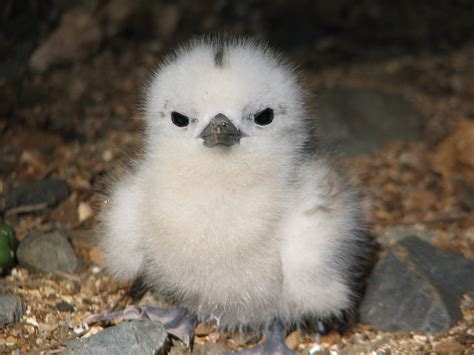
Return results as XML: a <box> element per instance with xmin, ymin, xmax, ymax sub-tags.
<box><xmin>101</xmin><ymin>39</ymin><xmax>372</xmax><ymax>331</ymax></box>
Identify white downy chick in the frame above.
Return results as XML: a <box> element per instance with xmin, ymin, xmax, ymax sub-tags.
<box><xmin>98</xmin><ymin>37</ymin><xmax>374</xmax><ymax>352</ymax></box>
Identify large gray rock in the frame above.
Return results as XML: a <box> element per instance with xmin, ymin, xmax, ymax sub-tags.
<box><xmin>65</xmin><ymin>321</ymin><xmax>169</xmax><ymax>355</ymax></box>
<box><xmin>316</xmin><ymin>88</ymin><xmax>423</xmax><ymax>155</ymax></box>
<box><xmin>17</xmin><ymin>229</ymin><xmax>80</xmax><ymax>274</ymax></box>
<box><xmin>360</xmin><ymin>237</ymin><xmax>474</xmax><ymax>332</ymax></box>
<box><xmin>0</xmin><ymin>295</ymin><xmax>25</xmax><ymax>326</ymax></box>
<box><xmin>6</xmin><ymin>179</ymin><xmax>69</xmax><ymax>209</ymax></box>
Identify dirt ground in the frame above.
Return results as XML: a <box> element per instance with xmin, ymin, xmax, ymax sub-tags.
<box><xmin>1</xmin><ymin>13</ymin><xmax>474</xmax><ymax>353</ymax></box>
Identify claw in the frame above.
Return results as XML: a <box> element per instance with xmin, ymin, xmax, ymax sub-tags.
<box><xmin>85</xmin><ymin>306</ymin><xmax>196</xmax><ymax>349</ymax></box>
<box><xmin>166</xmin><ymin>318</ymin><xmax>195</xmax><ymax>349</ymax></box>
<box><xmin>236</xmin><ymin>320</ymin><xmax>296</xmax><ymax>355</ymax></box>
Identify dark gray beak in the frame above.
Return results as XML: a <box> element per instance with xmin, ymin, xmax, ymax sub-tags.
<box><xmin>199</xmin><ymin>114</ymin><xmax>242</xmax><ymax>148</ymax></box>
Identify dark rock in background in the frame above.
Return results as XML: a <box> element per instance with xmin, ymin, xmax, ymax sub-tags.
<box><xmin>17</xmin><ymin>229</ymin><xmax>80</xmax><ymax>274</ymax></box>
<box><xmin>316</xmin><ymin>88</ymin><xmax>423</xmax><ymax>155</ymax></box>
<box><xmin>65</xmin><ymin>321</ymin><xmax>169</xmax><ymax>354</ymax></box>
<box><xmin>0</xmin><ymin>0</ymin><xmax>74</xmax><ymax>81</ymax></box>
<box><xmin>3</xmin><ymin>0</ymin><xmax>474</xmax><ymax>80</ymax></box>
<box><xmin>360</xmin><ymin>237</ymin><xmax>474</xmax><ymax>332</ymax></box>
<box><xmin>6</xmin><ymin>179</ymin><xmax>69</xmax><ymax>210</ymax></box>
<box><xmin>0</xmin><ymin>295</ymin><xmax>26</xmax><ymax>326</ymax></box>
<box><xmin>29</xmin><ymin>0</ymin><xmax>155</xmax><ymax>73</ymax></box>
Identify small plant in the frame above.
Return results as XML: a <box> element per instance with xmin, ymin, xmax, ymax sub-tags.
<box><xmin>0</xmin><ymin>217</ymin><xmax>17</xmax><ymax>273</ymax></box>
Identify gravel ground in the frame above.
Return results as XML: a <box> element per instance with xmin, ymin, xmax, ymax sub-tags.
<box><xmin>1</xmin><ymin>20</ymin><xmax>473</xmax><ymax>353</ymax></box>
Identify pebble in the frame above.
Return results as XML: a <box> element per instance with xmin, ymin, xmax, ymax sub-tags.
<box><xmin>359</xmin><ymin>237</ymin><xmax>474</xmax><ymax>332</ymax></box>
<box><xmin>434</xmin><ymin>340</ymin><xmax>464</xmax><ymax>354</ymax></box>
<box><xmin>65</xmin><ymin>320</ymin><xmax>169</xmax><ymax>355</ymax></box>
<box><xmin>17</xmin><ymin>229</ymin><xmax>80</xmax><ymax>274</ymax></box>
<box><xmin>0</xmin><ymin>295</ymin><xmax>26</xmax><ymax>326</ymax></box>
<box><xmin>56</xmin><ymin>300</ymin><xmax>75</xmax><ymax>312</ymax></box>
<box><xmin>6</xmin><ymin>179</ymin><xmax>69</xmax><ymax>209</ymax></box>
<box><xmin>78</xmin><ymin>202</ymin><xmax>93</xmax><ymax>222</ymax></box>
<box><xmin>285</xmin><ymin>330</ymin><xmax>304</xmax><ymax>350</ymax></box>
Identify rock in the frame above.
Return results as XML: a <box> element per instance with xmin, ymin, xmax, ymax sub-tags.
<box><xmin>285</xmin><ymin>330</ymin><xmax>304</xmax><ymax>351</ymax></box>
<box><xmin>434</xmin><ymin>340</ymin><xmax>464</xmax><ymax>354</ymax></box>
<box><xmin>155</xmin><ymin>4</ymin><xmax>180</xmax><ymax>38</ymax></box>
<box><xmin>431</xmin><ymin>120</ymin><xmax>474</xmax><ymax>179</ymax></box>
<box><xmin>360</xmin><ymin>237</ymin><xmax>474</xmax><ymax>332</ymax></box>
<box><xmin>65</xmin><ymin>320</ymin><xmax>169</xmax><ymax>355</ymax></box>
<box><xmin>57</xmin><ymin>300</ymin><xmax>75</xmax><ymax>312</ymax></box>
<box><xmin>0</xmin><ymin>295</ymin><xmax>26</xmax><ymax>326</ymax></box>
<box><xmin>316</xmin><ymin>88</ymin><xmax>423</xmax><ymax>155</ymax></box>
<box><xmin>29</xmin><ymin>5</ymin><xmax>102</xmax><ymax>73</ymax></box>
<box><xmin>17</xmin><ymin>229</ymin><xmax>80</xmax><ymax>274</ymax></box>
<box><xmin>375</xmin><ymin>227</ymin><xmax>433</xmax><ymax>247</ymax></box>
<box><xmin>29</xmin><ymin>0</ymin><xmax>151</xmax><ymax>73</ymax></box>
<box><xmin>51</xmin><ymin>197</ymin><xmax>79</xmax><ymax>227</ymax></box>
<box><xmin>6</xmin><ymin>179</ymin><xmax>69</xmax><ymax>209</ymax></box>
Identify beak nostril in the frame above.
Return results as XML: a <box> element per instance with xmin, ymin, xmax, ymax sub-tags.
<box><xmin>199</xmin><ymin>113</ymin><xmax>241</xmax><ymax>147</ymax></box>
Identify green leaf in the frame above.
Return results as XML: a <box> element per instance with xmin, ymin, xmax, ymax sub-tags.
<box><xmin>0</xmin><ymin>223</ymin><xmax>17</xmax><ymax>250</ymax></box>
<box><xmin>0</xmin><ymin>235</ymin><xmax>13</xmax><ymax>270</ymax></box>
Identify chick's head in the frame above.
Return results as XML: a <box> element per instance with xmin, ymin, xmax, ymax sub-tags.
<box><xmin>144</xmin><ymin>39</ymin><xmax>309</xmax><ymax>159</ymax></box>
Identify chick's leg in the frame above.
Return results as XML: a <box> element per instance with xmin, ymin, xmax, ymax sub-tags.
<box><xmin>238</xmin><ymin>320</ymin><xmax>296</xmax><ymax>355</ymax></box>
<box><xmin>86</xmin><ymin>306</ymin><xmax>196</xmax><ymax>348</ymax></box>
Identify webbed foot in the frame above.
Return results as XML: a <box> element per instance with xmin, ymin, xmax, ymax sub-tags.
<box><xmin>237</xmin><ymin>320</ymin><xmax>296</xmax><ymax>355</ymax></box>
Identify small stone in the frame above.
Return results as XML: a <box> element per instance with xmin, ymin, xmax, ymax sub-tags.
<box><xmin>5</xmin><ymin>336</ymin><xmax>16</xmax><ymax>345</ymax></box>
<box><xmin>319</xmin><ymin>331</ymin><xmax>342</xmax><ymax>345</ymax></box>
<box><xmin>57</xmin><ymin>300</ymin><xmax>75</xmax><ymax>312</ymax></box>
<box><xmin>65</xmin><ymin>320</ymin><xmax>169</xmax><ymax>355</ymax></box>
<box><xmin>51</xmin><ymin>197</ymin><xmax>79</xmax><ymax>227</ymax></box>
<box><xmin>285</xmin><ymin>330</ymin><xmax>304</xmax><ymax>351</ymax></box>
<box><xmin>6</xmin><ymin>179</ymin><xmax>69</xmax><ymax>209</ymax></box>
<box><xmin>17</xmin><ymin>229</ymin><xmax>80</xmax><ymax>274</ymax></box>
<box><xmin>434</xmin><ymin>341</ymin><xmax>464</xmax><ymax>355</ymax></box>
<box><xmin>360</xmin><ymin>237</ymin><xmax>474</xmax><ymax>332</ymax></box>
<box><xmin>431</xmin><ymin>120</ymin><xmax>474</xmax><ymax>178</ymax></box>
<box><xmin>0</xmin><ymin>295</ymin><xmax>26</xmax><ymax>326</ymax></box>
<box><xmin>102</xmin><ymin>150</ymin><xmax>113</xmax><ymax>162</ymax></box>
<box><xmin>195</xmin><ymin>323</ymin><xmax>215</xmax><ymax>336</ymax></box>
<box><xmin>78</xmin><ymin>202</ymin><xmax>93</xmax><ymax>222</ymax></box>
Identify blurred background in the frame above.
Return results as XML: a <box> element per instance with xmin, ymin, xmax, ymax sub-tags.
<box><xmin>1</xmin><ymin>0</ymin><xmax>473</xmax><ymax>353</ymax></box>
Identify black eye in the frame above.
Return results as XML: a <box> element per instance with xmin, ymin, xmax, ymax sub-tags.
<box><xmin>171</xmin><ymin>111</ymin><xmax>190</xmax><ymax>127</ymax></box>
<box><xmin>254</xmin><ymin>108</ymin><xmax>274</xmax><ymax>126</ymax></box>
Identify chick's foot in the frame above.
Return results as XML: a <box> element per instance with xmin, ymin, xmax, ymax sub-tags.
<box><xmin>237</xmin><ymin>321</ymin><xmax>296</xmax><ymax>355</ymax></box>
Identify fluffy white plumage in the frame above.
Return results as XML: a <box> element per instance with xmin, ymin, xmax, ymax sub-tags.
<box><xmin>101</xmin><ymin>38</ymin><xmax>372</xmax><ymax>331</ymax></box>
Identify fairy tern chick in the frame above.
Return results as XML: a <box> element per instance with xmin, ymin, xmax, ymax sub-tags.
<box><xmin>89</xmin><ymin>38</ymin><xmax>375</xmax><ymax>354</ymax></box>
